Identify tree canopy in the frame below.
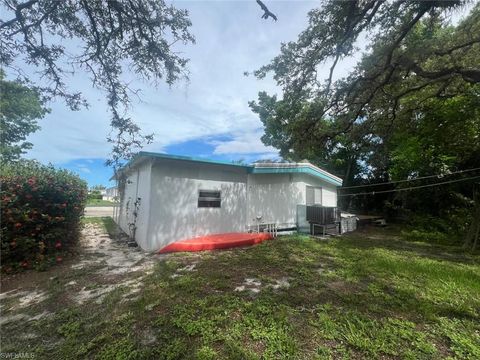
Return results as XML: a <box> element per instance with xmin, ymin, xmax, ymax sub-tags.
<box><xmin>0</xmin><ymin>0</ymin><xmax>195</xmax><ymax>167</ymax></box>
<box><xmin>251</xmin><ymin>1</ymin><xmax>480</xmax><ymax>180</ymax></box>
<box><xmin>251</xmin><ymin>1</ymin><xmax>480</xmax><ymax>247</ymax></box>
<box><xmin>0</xmin><ymin>71</ymin><xmax>48</xmax><ymax>163</ymax></box>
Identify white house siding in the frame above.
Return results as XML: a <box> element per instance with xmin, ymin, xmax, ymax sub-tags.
<box><xmin>246</xmin><ymin>173</ymin><xmax>303</xmax><ymax>229</ymax></box>
<box><xmin>117</xmin><ymin>169</ymin><xmax>137</xmax><ymax>233</ymax></box>
<box><xmin>114</xmin><ymin>155</ymin><xmax>341</xmax><ymax>252</ymax></box>
<box><xmin>292</xmin><ymin>173</ymin><xmax>338</xmax><ymax>207</ymax></box>
<box><xmin>246</xmin><ymin>173</ymin><xmax>338</xmax><ymax>229</ymax></box>
<box><xmin>321</xmin><ymin>186</ymin><xmax>337</xmax><ymax>207</ymax></box>
<box><xmin>146</xmin><ymin>160</ymin><xmax>248</xmax><ymax>251</ymax></box>
<box><xmin>117</xmin><ymin>160</ymin><xmax>152</xmax><ymax>248</ymax></box>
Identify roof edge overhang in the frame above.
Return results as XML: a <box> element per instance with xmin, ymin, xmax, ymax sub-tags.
<box><xmin>250</xmin><ymin>164</ymin><xmax>343</xmax><ymax>187</ymax></box>
<box><xmin>110</xmin><ymin>151</ymin><xmax>252</xmax><ymax>180</ymax></box>
<box><xmin>109</xmin><ymin>154</ymin><xmax>152</xmax><ymax>181</ymax></box>
<box><xmin>111</xmin><ymin>151</ymin><xmax>343</xmax><ymax>186</ymax></box>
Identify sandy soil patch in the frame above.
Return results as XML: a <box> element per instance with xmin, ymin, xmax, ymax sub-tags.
<box><xmin>234</xmin><ymin>277</ymin><xmax>291</xmax><ymax>294</ymax></box>
<box><xmin>0</xmin><ymin>221</ymin><xmax>163</xmax><ymax>327</ymax></box>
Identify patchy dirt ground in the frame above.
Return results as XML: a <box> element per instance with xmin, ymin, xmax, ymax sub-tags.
<box><xmin>0</xmin><ymin>222</ymin><xmax>161</xmax><ymax>327</ymax></box>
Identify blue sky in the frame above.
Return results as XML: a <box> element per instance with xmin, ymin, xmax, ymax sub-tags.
<box><xmin>64</xmin><ymin>136</ymin><xmax>276</xmax><ymax>187</ymax></box>
<box><xmin>13</xmin><ymin>1</ymin><xmax>468</xmax><ymax>187</ymax></box>
<box><xmin>20</xmin><ymin>1</ymin><xmax>329</xmax><ymax>187</ymax></box>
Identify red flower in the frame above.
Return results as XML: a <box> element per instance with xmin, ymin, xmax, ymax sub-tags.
<box><xmin>21</xmin><ymin>261</ymin><xmax>28</xmax><ymax>268</ymax></box>
<box><xmin>56</xmin><ymin>256</ymin><xmax>63</xmax><ymax>263</ymax></box>
<box><xmin>55</xmin><ymin>242</ymin><xmax>62</xmax><ymax>249</ymax></box>
<box><xmin>14</xmin><ymin>222</ymin><xmax>22</xmax><ymax>228</ymax></box>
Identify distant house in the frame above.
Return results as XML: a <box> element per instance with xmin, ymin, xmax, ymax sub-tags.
<box><xmin>103</xmin><ymin>186</ymin><xmax>118</xmax><ymax>202</ymax></box>
<box><xmin>113</xmin><ymin>152</ymin><xmax>342</xmax><ymax>251</ymax></box>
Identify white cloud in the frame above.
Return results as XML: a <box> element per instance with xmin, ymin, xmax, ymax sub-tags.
<box><xmin>77</xmin><ymin>164</ymin><xmax>91</xmax><ymax>174</ymax></box>
<box><xmin>210</xmin><ymin>130</ymin><xmax>277</xmax><ymax>155</ymax></box>
<box><xmin>18</xmin><ymin>1</ymin><xmax>335</xmax><ymax>165</ymax></box>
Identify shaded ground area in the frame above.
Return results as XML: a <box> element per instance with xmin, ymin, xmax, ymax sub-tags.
<box><xmin>1</xmin><ymin>224</ymin><xmax>479</xmax><ymax>359</ymax></box>
<box><xmin>84</xmin><ymin>206</ymin><xmax>114</xmax><ymax>217</ymax></box>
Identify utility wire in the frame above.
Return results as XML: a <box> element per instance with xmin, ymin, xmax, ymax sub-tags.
<box><xmin>338</xmin><ymin>175</ymin><xmax>480</xmax><ymax>197</ymax></box>
<box><xmin>339</xmin><ymin>167</ymin><xmax>480</xmax><ymax>190</ymax></box>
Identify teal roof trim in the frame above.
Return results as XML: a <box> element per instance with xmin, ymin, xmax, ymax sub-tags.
<box><xmin>250</xmin><ymin>166</ymin><xmax>343</xmax><ymax>187</ymax></box>
<box><xmin>137</xmin><ymin>151</ymin><xmax>253</xmax><ymax>169</ymax></box>
<box><xmin>116</xmin><ymin>152</ymin><xmax>342</xmax><ymax>186</ymax></box>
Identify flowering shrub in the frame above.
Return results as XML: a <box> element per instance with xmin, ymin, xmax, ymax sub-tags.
<box><xmin>1</xmin><ymin>160</ymin><xmax>87</xmax><ymax>272</ymax></box>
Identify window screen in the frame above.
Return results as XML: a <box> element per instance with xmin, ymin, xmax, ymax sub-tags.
<box><xmin>306</xmin><ymin>186</ymin><xmax>322</xmax><ymax>206</ymax></box>
<box><xmin>198</xmin><ymin>190</ymin><xmax>221</xmax><ymax>208</ymax></box>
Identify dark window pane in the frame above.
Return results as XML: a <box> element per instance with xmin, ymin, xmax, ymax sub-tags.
<box><xmin>198</xmin><ymin>200</ymin><xmax>221</xmax><ymax>208</ymax></box>
<box><xmin>198</xmin><ymin>190</ymin><xmax>221</xmax><ymax>208</ymax></box>
<box><xmin>199</xmin><ymin>190</ymin><xmax>220</xmax><ymax>198</ymax></box>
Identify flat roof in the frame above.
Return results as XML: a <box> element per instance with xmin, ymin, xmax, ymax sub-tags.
<box><xmin>250</xmin><ymin>165</ymin><xmax>342</xmax><ymax>186</ymax></box>
<box><xmin>137</xmin><ymin>151</ymin><xmax>253</xmax><ymax>168</ymax></box>
<box><xmin>115</xmin><ymin>151</ymin><xmax>343</xmax><ymax>186</ymax></box>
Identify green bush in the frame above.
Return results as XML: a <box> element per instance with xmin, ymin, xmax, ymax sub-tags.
<box><xmin>88</xmin><ymin>193</ymin><xmax>103</xmax><ymax>201</ymax></box>
<box><xmin>401</xmin><ymin>208</ymin><xmax>472</xmax><ymax>246</ymax></box>
<box><xmin>401</xmin><ymin>229</ymin><xmax>451</xmax><ymax>245</ymax></box>
<box><xmin>0</xmin><ymin>160</ymin><xmax>87</xmax><ymax>271</ymax></box>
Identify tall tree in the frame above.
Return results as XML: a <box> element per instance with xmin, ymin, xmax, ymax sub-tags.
<box><xmin>0</xmin><ymin>0</ymin><xmax>195</xmax><ymax>167</ymax></box>
<box><xmin>251</xmin><ymin>1</ymin><xmax>479</xmax><ymax>179</ymax></box>
<box><xmin>251</xmin><ymin>1</ymin><xmax>480</xmax><ymax>231</ymax></box>
<box><xmin>0</xmin><ymin>71</ymin><xmax>48</xmax><ymax>163</ymax></box>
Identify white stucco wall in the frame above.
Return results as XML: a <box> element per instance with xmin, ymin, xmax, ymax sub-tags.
<box><xmin>116</xmin><ymin>160</ymin><xmax>152</xmax><ymax>248</ymax></box>
<box><xmin>246</xmin><ymin>173</ymin><xmax>303</xmax><ymax>228</ymax></box>
<box><xmin>295</xmin><ymin>173</ymin><xmax>338</xmax><ymax>207</ymax></box>
<box><xmin>115</xmin><ymin>157</ymin><xmax>340</xmax><ymax>252</ymax></box>
<box><xmin>246</xmin><ymin>173</ymin><xmax>338</xmax><ymax>228</ymax></box>
<box><xmin>321</xmin><ymin>186</ymin><xmax>337</xmax><ymax>207</ymax></box>
<box><xmin>145</xmin><ymin>159</ymin><xmax>248</xmax><ymax>251</ymax></box>
<box><xmin>117</xmin><ymin>170</ymin><xmax>137</xmax><ymax>233</ymax></box>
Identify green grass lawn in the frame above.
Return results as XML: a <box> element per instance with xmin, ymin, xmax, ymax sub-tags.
<box><xmin>85</xmin><ymin>199</ymin><xmax>117</xmax><ymax>207</ymax></box>
<box><xmin>1</xmin><ymin>227</ymin><xmax>479</xmax><ymax>359</ymax></box>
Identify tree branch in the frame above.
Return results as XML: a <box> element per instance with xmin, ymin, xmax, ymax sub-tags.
<box><xmin>0</xmin><ymin>0</ymin><xmax>39</xmax><ymax>30</ymax></box>
<box><xmin>256</xmin><ymin>0</ymin><xmax>277</xmax><ymax>21</ymax></box>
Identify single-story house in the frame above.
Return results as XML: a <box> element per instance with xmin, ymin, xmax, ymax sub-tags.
<box><xmin>103</xmin><ymin>186</ymin><xmax>118</xmax><ymax>202</ymax></box>
<box><xmin>113</xmin><ymin>152</ymin><xmax>343</xmax><ymax>251</ymax></box>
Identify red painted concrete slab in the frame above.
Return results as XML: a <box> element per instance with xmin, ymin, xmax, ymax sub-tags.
<box><xmin>158</xmin><ymin>232</ymin><xmax>273</xmax><ymax>253</ymax></box>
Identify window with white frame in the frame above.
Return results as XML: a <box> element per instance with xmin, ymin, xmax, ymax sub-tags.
<box><xmin>198</xmin><ymin>190</ymin><xmax>221</xmax><ymax>208</ymax></box>
<box><xmin>306</xmin><ymin>186</ymin><xmax>322</xmax><ymax>206</ymax></box>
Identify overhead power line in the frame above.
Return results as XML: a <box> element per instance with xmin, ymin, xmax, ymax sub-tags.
<box><xmin>339</xmin><ymin>167</ymin><xmax>480</xmax><ymax>190</ymax></box>
<box><xmin>338</xmin><ymin>175</ymin><xmax>480</xmax><ymax>197</ymax></box>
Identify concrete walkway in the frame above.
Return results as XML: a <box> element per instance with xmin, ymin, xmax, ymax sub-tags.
<box><xmin>85</xmin><ymin>206</ymin><xmax>114</xmax><ymax>217</ymax></box>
